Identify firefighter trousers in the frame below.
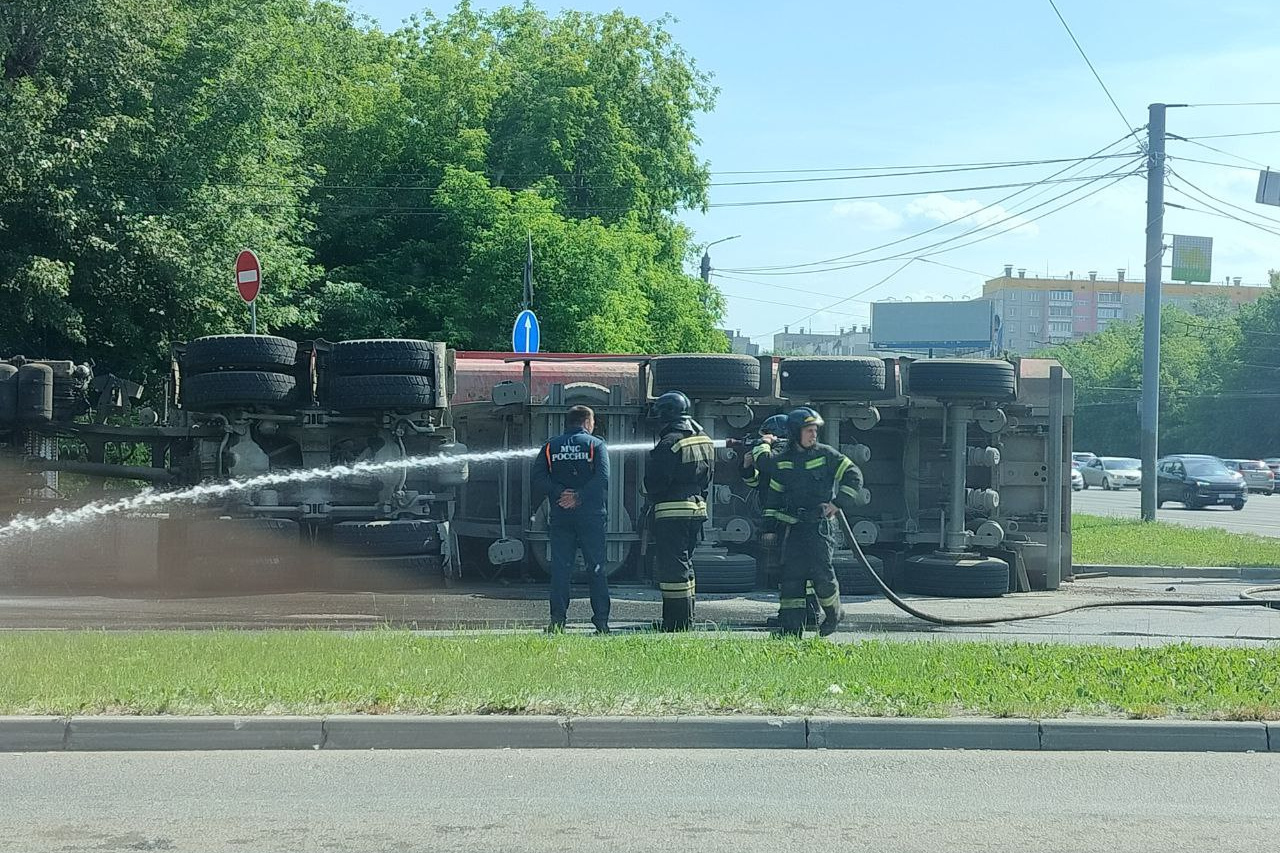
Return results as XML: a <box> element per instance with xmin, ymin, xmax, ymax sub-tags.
<box><xmin>778</xmin><ymin>519</ymin><xmax>841</xmax><ymax>637</ymax></box>
<box><xmin>652</xmin><ymin>514</ymin><xmax>703</xmax><ymax>631</ymax></box>
<box><xmin>548</xmin><ymin>512</ymin><xmax>611</xmax><ymax>630</ymax></box>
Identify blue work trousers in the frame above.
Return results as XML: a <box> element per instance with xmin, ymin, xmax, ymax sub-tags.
<box><xmin>549</xmin><ymin>512</ymin><xmax>611</xmax><ymax>629</ymax></box>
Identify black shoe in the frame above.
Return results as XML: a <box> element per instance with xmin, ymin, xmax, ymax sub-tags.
<box><xmin>544</xmin><ymin>622</ymin><xmax>566</xmax><ymax>634</ymax></box>
<box><xmin>765</xmin><ymin>615</ymin><xmax>781</xmax><ymax>629</ymax></box>
<box><xmin>593</xmin><ymin>623</ymin><xmax>611</xmax><ymax>635</ymax></box>
<box><xmin>818</xmin><ymin>604</ymin><xmax>844</xmax><ymax>638</ymax></box>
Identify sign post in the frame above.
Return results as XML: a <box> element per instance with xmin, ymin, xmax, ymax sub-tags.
<box><xmin>235</xmin><ymin>249</ymin><xmax>262</xmax><ymax>334</ymax></box>
<box><xmin>512</xmin><ymin>308</ymin><xmax>541</xmax><ymax>354</ymax></box>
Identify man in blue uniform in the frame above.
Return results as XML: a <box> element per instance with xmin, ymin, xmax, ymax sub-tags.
<box><xmin>531</xmin><ymin>405</ymin><xmax>611</xmax><ymax>634</ymax></box>
<box><xmin>762</xmin><ymin>407</ymin><xmax>867</xmax><ymax>638</ymax></box>
<box><xmin>644</xmin><ymin>391</ymin><xmax>714</xmax><ymax>631</ymax></box>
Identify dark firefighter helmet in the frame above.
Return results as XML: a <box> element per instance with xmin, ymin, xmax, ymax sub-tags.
<box><xmin>760</xmin><ymin>414</ymin><xmax>789</xmax><ymax>438</ymax></box>
<box><xmin>786</xmin><ymin>407</ymin><xmax>824</xmax><ymax>441</ymax></box>
<box><xmin>651</xmin><ymin>391</ymin><xmax>692</xmax><ymax>425</ymax></box>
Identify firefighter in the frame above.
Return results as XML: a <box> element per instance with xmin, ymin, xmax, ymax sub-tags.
<box><xmin>762</xmin><ymin>407</ymin><xmax>867</xmax><ymax>638</ymax></box>
<box><xmin>644</xmin><ymin>390</ymin><xmax>714</xmax><ymax>631</ymax></box>
<box><xmin>530</xmin><ymin>405</ymin><xmax>611</xmax><ymax>634</ymax></box>
<box><xmin>741</xmin><ymin>414</ymin><xmax>821</xmax><ymax>629</ymax></box>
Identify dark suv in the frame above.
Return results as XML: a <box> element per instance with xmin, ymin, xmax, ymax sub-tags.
<box><xmin>1157</xmin><ymin>455</ymin><xmax>1248</xmax><ymax>510</ymax></box>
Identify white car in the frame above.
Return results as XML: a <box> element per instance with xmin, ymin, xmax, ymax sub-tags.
<box><xmin>1081</xmin><ymin>456</ymin><xmax>1142</xmax><ymax>490</ymax></box>
<box><xmin>1070</xmin><ymin>465</ymin><xmax>1084</xmax><ymax>491</ymax></box>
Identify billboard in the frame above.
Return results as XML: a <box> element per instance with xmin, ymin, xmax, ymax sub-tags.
<box><xmin>1170</xmin><ymin>235</ymin><xmax>1213</xmax><ymax>283</ymax></box>
<box><xmin>870</xmin><ymin>299</ymin><xmax>995</xmax><ymax>352</ymax></box>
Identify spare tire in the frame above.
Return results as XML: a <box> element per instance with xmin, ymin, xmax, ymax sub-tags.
<box><xmin>900</xmin><ymin>553</ymin><xmax>1010</xmax><ymax>598</ymax></box>
<box><xmin>182</xmin><ymin>371</ymin><xmax>297</xmax><ymax>410</ymax></box>
<box><xmin>907</xmin><ymin>358</ymin><xmax>1017</xmax><ymax>402</ymax></box>
<box><xmin>333</xmin><ymin>519</ymin><xmax>439</xmax><ymax>557</ymax></box>
<box><xmin>780</xmin><ymin>356</ymin><xmax>886</xmax><ymax>399</ymax></box>
<box><xmin>330</xmin><ymin>339</ymin><xmax>435</xmax><ymax>376</ymax></box>
<box><xmin>650</xmin><ymin>354</ymin><xmax>760</xmax><ymax>399</ymax></box>
<box><xmin>183</xmin><ymin>335</ymin><xmax>298</xmax><ymax>374</ymax></box>
<box><xmin>327</xmin><ymin>374</ymin><xmax>435</xmax><ymax>411</ymax></box>
<box><xmin>833</xmin><ymin>552</ymin><xmax>887</xmax><ymax>596</ymax></box>
<box><xmin>692</xmin><ymin>549</ymin><xmax>757</xmax><ymax>593</ymax></box>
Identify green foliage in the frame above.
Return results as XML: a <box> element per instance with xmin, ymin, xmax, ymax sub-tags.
<box><xmin>0</xmin><ymin>0</ymin><xmax>726</xmax><ymax>382</ymax></box>
<box><xmin>1038</xmin><ymin>293</ymin><xmax>1271</xmax><ymax>457</ymax></box>
<box><xmin>1073</xmin><ymin>513</ymin><xmax>1280</xmax><ymax>567</ymax></box>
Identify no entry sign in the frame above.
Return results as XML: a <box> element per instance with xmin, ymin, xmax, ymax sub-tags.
<box><xmin>235</xmin><ymin>249</ymin><xmax>261</xmax><ymax>303</ymax></box>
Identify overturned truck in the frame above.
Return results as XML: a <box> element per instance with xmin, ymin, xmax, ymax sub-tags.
<box><xmin>451</xmin><ymin>351</ymin><xmax>1074</xmax><ymax>596</ymax></box>
<box><xmin>0</xmin><ymin>342</ymin><xmax>1073</xmax><ymax>597</ymax></box>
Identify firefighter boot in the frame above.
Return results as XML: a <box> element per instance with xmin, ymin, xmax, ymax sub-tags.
<box><xmin>818</xmin><ymin>600</ymin><xmax>844</xmax><ymax>637</ymax></box>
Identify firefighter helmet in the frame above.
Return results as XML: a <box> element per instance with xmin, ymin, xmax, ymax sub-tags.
<box><xmin>760</xmin><ymin>414</ymin><xmax>789</xmax><ymax>438</ymax></box>
<box><xmin>786</xmin><ymin>407</ymin><xmax>824</xmax><ymax>441</ymax></box>
<box><xmin>651</xmin><ymin>391</ymin><xmax>692</xmax><ymax>425</ymax></box>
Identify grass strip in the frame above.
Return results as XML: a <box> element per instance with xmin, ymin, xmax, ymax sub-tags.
<box><xmin>1073</xmin><ymin>513</ymin><xmax>1280</xmax><ymax>567</ymax></box>
<box><xmin>1</xmin><ymin>631</ymin><xmax>1277</xmax><ymax>720</ymax></box>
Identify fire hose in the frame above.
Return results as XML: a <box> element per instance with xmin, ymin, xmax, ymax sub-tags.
<box><xmin>831</xmin><ymin>509</ymin><xmax>1279</xmax><ymax>627</ymax></box>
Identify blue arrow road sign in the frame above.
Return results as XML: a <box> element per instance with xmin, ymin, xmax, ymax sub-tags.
<box><xmin>513</xmin><ymin>309</ymin><xmax>540</xmax><ymax>354</ymax></box>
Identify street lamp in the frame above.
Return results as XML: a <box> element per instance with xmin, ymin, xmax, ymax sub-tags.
<box><xmin>699</xmin><ymin>234</ymin><xmax>742</xmax><ymax>283</ymax></box>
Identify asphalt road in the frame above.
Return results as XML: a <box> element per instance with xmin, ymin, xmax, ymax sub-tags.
<box><xmin>1074</xmin><ymin>485</ymin><xmax>1280</xmax><ymax>537</ymax></box>
<box><xmin>2</xmin><ymin>749</ymin><xmax>1277</xmax><ymax>852</ymax></box>
<box><xmin>2</xmin><ymin>573</ymin><xmax>1278</xmax><ymax>646</ymax></box>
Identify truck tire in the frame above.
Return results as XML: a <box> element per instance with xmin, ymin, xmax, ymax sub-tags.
<box><xmin>833</xmin><ymin>552</ymin><xmax>886</xmax><ymax>595</ymax></box>
<box><xmin>182</xmin><ymin>371</ymin><xmax>297</xmax><ymax>410</ymax></box>
<box><xmin>692</xmin><ymin>550</ymin><xmax>757</xmax><ymax>593</ymax></box>
<box><xmin>907</xmin><ymin>358</ymin><xmax>1017</xmax><ymax>402</ymax></box>
<box><xmin>327</xmin><ymin>374</ymin><xmax>435</xmax><ymax>411</ymax></box>
<box><xmin>780</xmin><ymin>356</ymin><xmax>886</xmax><ymax>399</ymax></box>
<box><xmin>900</xmin><ymin>553</ymin><xmax>1009</xmax><ymax>598</ymax></box>
<box><xmin>650</xmin><ymin>354</ymin><xmax>760</xmax><ymax>399</ymax></box>
<box><xmin>183</xmin><ymin>335</ymin><xmax>298</xmax><ymax>374</ymax></box>
<box><xmin>0</xmin><ymin>364</ymin><xmax>18</xmax><ymax>425</ymax></box>
<box><xmin>330</xmin><ymin>339</ymin><xmax>435</xmax><ymax>376</ymax></box>
<box><xmin>333</xmin><ymin>519</ymin><xmax>439</xmax><ymax>557</ymax></box>
<box><xmin>179</xmin><ymin>518</ymin><xmax>302</xmax><ymax>593</ymax></box>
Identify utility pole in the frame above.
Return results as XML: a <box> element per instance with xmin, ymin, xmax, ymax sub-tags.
<box><xmin>1140</xmin><ymin>103</ymin><xmax>1167</xmax><ymax>521</ymax></box>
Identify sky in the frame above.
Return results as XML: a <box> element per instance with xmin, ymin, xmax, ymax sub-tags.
<box><xmin>351</xmin><ymin>0</ymin><xmax>1280</xmax><ymax>343</ymax></box>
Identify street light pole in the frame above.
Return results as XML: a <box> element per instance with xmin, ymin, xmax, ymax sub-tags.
<box><xmin>700</xmin><ymin>234</ymin><xmax>741</xmax><ymax>283</ymax></box>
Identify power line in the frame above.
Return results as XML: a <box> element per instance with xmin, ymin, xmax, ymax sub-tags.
<box><xmin>1046</xmin><ymin>0</ymin><xmax>1140</xmax><ymax>145</ymax></box>
<box><xmin>734</xmin><ymin>158</ymin><xmax>1143</xmax><ymax>279</ymax></box>
<box><xmin>1168</xmin><ymin>134</ymin><xmax>1269</xmax><ymax>169</ymax></box>
<box><xmin>713</xmin><ymin>273</ymin><xmax>879</xmax><ymax>303</ymax></box>
<box><xmin>1166</xmin><ymin>169</ymin><xmax>1280</xmax><ymax>228</ymax></box>
<box><xmin>1184</xmin><ymin>102</ymin><xmax>1280</xmax><ymax>108</ymax></box>
<box><xmin>1165</xmin><ymin>199</ymin><xmax>1280</xmax><ymax>238</ymax></box>
<box><xmin>1167</xmin><ymin>154</ymin><xmax>1258</xmax><ymax>172</ymax></box>
<box><xmin>747</xmin><ymin>259</ymin><xmax>917</xmax><ymax>340</ymax></box>
<box><xmin>704</xmin><ymin>172</ymin><xmax>1125</xmax><ymax>210</ymax></box>
<box><xmin>1182</xmin><ymin>129</ymin><xmax>1280</xmax><ymax>140</ymax></box>
<box><xmin>707</xmin><ymin>154</ymin><xmax>1137</xmax><ymax>187</ymax></box>
<box><xmin>722</xmin><ymin>136</ymin><xmax>1141</xmax><ymax>274</ymax></box>
<box><xmin>717</xmin><ymin>289</ymin><xmax>865</xmax><ymax>317</ymax></box>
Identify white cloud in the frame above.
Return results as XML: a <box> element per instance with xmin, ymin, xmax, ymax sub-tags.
<box><xmin>905</xmin><ymin>194</ymin><xmax>1040</xmax><ymax>237</ymax></box>
<box><xmin>831</xmin><ymin>200</ymin><xmax>903</xmax><ymax>231</ymax></box>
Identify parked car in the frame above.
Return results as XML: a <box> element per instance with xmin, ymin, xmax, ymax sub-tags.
<box><xmin>1223</xmin><ymin>459</ymin><xmax>1275</xmax><ymax>495</ymax></box>
<box><xmin>1080</xmin><ymin>456</ymin><xmax>1142</xmax><ymax>490</ymax></box>
<box><xmin>1070</xmin><ymin>465</ymin><xmax>1084</xmax><ymax>491</ymax></box>
<box><xmin>1263</xmin><ymin>458</ymin><xmax>1280</xmax><ymax>478</ymax></box>
<box><xmin>1072</xmin><ymin>451</ymin><xmax>1098</xmax><ymax>467</ymax></box>
<box><xmin>1156</xmin><ymin>456</ymin><xmax>1248</xmax><ymax>510</ymax></box>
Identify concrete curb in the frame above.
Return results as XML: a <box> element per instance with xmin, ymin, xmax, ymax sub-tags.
<box><xmin>1077</xmin><ymin>564</ymin><xmax>1280</xmax><ymax>581</ymax></box>
<box><xmin>2</xmin><ymin>716</ymin><xmax>1276</xmax><ymax>752</ymax></box>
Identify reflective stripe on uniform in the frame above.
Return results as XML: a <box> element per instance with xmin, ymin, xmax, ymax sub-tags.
<box><xmin>805</xmin><ymin>581</ymin><xmax>815</xmax><ymax>594</ymax></box>
<box><xmin>744</xmin><ymin>473</ymin><xmax>760</xmax><ymax>488</ymax></box>
<box><xmin>840</xmin><ymin>484</ymin><xmax>860</xmax><ymax>498</ymax></box>
<box><xmin>654</xmin><ymin>498</ymin><xmax>708</xmax><ymax>519</ymax></box>
<box><xmin>804</xmin><ymin>456</ymin><xmax>826</xmax><ymax>470</ymax></box>
<box><xmin>751</xmin><ymin>443</ymin><xmax>771</xmax><ymax>460</ymax></box>
<box><xmin>659</xmin><ymin>580</ymin><xmax>695</xmax><ymax>599</ymax></box>
<box><xmin>818</xmin><ymin>591</ymin><xmax>840</xmax><ymax>607</ymax></box>
<box><xmin>763</xmin><ymin>508</ymin><xmax>797</xmax><ymax>525</ymax></box>
<box><xmin>835</xmin><ymin>456</ymin><xmax>853</xmax><ymax>480</ymax></box>
<box><xmin>769</xmin><ymin>479</ymin><xmax>785</xmax><ymax>492</ymax></box>
<box><xmin>672</xmin><ymin>434</ymin><xmax>715</xmax><ymax>464</ymax></box>
<box><xmin>775</xmin><ymin>460</ymin><xmax>794</xmax><ymax>470</ymax></box>
<box><xmin>779</xmin><ymin>597</ymin><xmax>807</xmax><ymax>609</ymax></box>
